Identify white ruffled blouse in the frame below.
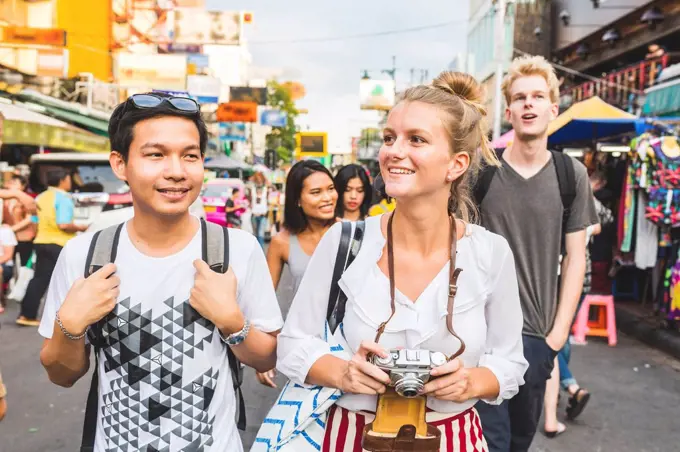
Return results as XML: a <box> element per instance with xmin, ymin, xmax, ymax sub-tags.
<box><xmin>276</xmin><ymin>215</ymin><xmax>528</xmax><ymax>414</ymax></box>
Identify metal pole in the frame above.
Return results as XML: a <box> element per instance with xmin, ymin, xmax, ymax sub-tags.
<box><xmin>492</xmin><ymin>0</ymin><xmax>507</xmax><ymax>141</ymax></box>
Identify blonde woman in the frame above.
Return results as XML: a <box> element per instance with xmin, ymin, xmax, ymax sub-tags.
<box><xmin>275</xmin><ymin>73</ymin><xmax>528</xmax><ymax>451</ymax></box>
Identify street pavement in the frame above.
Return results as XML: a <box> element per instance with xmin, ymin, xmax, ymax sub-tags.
<box><xmin>1</xmin><ymin>264</ymin><xmax>680</xmax><ymax>451</ymax></box>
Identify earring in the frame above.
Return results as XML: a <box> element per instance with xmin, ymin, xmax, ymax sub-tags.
<box><xmin>446</xmin><ymin>175</ymin><xmax>453</xmax><ymax>182</ymax></box>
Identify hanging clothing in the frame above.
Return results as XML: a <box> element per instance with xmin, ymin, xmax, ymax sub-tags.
<box><xmin>635</xmin><ymin>191</ymin><xmax>659</xmax><ymax>269</ymax></box>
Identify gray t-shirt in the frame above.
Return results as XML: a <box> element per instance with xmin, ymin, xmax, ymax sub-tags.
<box><xmin>480</xmin><ymin>154</ymin><xmax>598</xmax><ymax>338</ymax></box>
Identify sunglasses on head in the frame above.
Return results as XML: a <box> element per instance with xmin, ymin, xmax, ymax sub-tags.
<box><xmin>115</xmin><ymin>93</ymin><xmax>200</xmax><ymax>137</ymax></box>
<box><xmin>126</xmin><ymin>93</ymin><xmax>199</xmax><ymax>113</ymax></box>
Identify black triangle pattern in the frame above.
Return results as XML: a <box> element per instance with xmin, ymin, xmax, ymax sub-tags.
<box><xmin>97</xmin><ymin>296</ymin><xmax>219</xmax><ymax>450</ymax></box>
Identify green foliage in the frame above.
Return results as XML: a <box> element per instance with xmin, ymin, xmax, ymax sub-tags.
<box><xmin>266</xmin><ymin>80</ymin><xmax>299</xmax><ymax>164</ymax></box>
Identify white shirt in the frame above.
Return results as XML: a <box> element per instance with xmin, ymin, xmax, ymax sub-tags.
<box><xmin>39</xmin><ymin>219</ymin><xmax>284</xmax><ymax>452</ymax></box>
<box><xmin>251</xmin><ymin>186</ymin><xmax>268</xmax><ymax>216</ymax></box>
<box><xmin>0</xmin><ymin>225</ymin><xmax>18</xmax><ymax>266</ymax></box>
<box><xmin>277</xmin><ymin>216</ymin><xmax>528</xmax><ymax>414</ymax></box>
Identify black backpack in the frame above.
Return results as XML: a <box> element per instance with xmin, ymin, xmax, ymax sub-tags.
<box><xmin>473</xmin><ymin>149</ymin><xmax>577</xmax><ymax>253</ymax></box>
<box><xmin>79</xmin><ymin>218</ymin><xmax>365</xmax><ymax>450</ymax></box>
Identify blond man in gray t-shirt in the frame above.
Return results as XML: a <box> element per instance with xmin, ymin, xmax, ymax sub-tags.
<box><xmin>474</xmin><ymin>56</ymin><xmax>598</xmax><ymax>452</ymax></box>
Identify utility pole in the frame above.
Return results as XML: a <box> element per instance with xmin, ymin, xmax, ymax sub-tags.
<box><xmin>492</xmin><ymin>0</ymin><xmax>507</xmax><ymax>141</ymax></box>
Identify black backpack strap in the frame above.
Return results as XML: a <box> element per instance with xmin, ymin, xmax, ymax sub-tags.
<box><xmin>200</xmin><ymin>218</ymin><xmax>246</xmax><ymax>431</ymax></box>
<box><xmin>473</xmin><ymin>148</ymin><xmax>504</xmax><ymax>207</ymax></box>
<box><xmin>80</xmin><ymin>223</ymin><xmax>123</xmax><ymax>452</ymax></box>
<box><xmin>327</xmin><ymin>220</ymin><xmax>366</xmax><ymax>334</ymax></box>
<box><xmin>551</xmin><ymin>151</ymin><xmax>577</xmax><ymax>254</ymax></box>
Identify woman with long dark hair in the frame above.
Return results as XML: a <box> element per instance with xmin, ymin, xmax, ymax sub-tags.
<box><xmin>334</xmin><ymin>164</ymin><xmax>372</xmax><ymax>221</ymax></box>
<box><xmin>257</xmin><ymin>160</ymin><xmax>338</xmax><ymax>387</ymax></box>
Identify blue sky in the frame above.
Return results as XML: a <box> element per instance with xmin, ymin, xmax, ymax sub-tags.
<box><xmin>205</xmin><ymin>0</ymin><xmax>469</xmax><ymax>152</ymax></box>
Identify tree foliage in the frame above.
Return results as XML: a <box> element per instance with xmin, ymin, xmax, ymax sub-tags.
<box><xmin>266</xmin><ymin>80</ymin><xmax>299</xmax><ymax>164</ymax></box>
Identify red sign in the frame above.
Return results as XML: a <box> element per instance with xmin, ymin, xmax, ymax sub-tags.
<box><xmin>216</xmin><ymin>102</ymin><xmax>258</xmax><ymax>123</ymax></box>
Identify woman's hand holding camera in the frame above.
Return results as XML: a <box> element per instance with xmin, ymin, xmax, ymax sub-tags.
<box><xmin>422</xmin><ymin>358</ymin><xmax>474</xmax><ymax>403</ymax></box>
<box><xmin>338</xmin><ymin>341</ymin><xmax>391</xmax><ymax>395</ymax></box>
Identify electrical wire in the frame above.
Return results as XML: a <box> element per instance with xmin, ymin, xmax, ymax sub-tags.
<box><xmin>248</xmin><ymin>20</ymin><xmax>465</xmax><ymax>45</ymax></box>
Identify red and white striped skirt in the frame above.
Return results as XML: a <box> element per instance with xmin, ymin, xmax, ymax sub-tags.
<box><xmin>321</xmin><ymin>405</ymin><xmax>488</xmax><ymax>452</ymax></box>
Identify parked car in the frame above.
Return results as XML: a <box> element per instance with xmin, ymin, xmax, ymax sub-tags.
<box><xmin>201</xmin><ymin>178</ymin><xmax>247</xmax><ymax>227</ymax></box>
<box><xmin>29</xmin><ymin>152</ymin><xmax>132</xmax><ymax>227</ymax></box>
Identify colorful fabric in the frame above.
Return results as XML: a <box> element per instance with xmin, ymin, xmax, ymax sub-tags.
<box><xmin>322</xmin><ymin>405</ymin><xmax>488</xmax><ymax>452</ymax></box>
<box><xmin>620</xmin><ymin>164</ymin><xmax>636</xmax><ymax>253</ymax></box>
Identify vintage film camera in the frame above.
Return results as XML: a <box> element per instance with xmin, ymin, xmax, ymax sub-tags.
<box><xmin>371</xmin><ymin>349</ymin><xmax>447</xmax><ymax>398</ymax></box>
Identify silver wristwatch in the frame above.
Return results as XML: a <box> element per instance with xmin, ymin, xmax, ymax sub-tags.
<box><xmin>220</xmin><ymin>319</ymin><xmax>251</xmax><ymax>346</ymax></box>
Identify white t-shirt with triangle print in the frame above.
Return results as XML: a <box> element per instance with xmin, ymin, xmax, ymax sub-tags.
<box><xmin>39</xmin><ymin>220</ymin><xmax>284</xmax><ymax>452</ymax></box>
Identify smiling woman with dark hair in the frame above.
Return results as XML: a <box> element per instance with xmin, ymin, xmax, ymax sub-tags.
<box><xmin>256</xmin><ymin>160</ymin><xmax>338</xmax><ymax>388</ymax></box>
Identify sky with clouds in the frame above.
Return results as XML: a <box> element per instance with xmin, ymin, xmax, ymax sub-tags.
<box><xmin>205</xmin><ymin>0</ymin><xmax>469</xmax><ymax>153</ymax></box>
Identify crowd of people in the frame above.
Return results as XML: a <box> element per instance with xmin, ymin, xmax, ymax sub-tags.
<box><xmin>0</xmin><ymin>54</ymin><xmax>603</xmax><ymax>452</ymax></box>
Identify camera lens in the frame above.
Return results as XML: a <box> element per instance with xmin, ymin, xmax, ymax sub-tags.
<box><xmin>403</xmin><ymin>389</ymin><xmax>418</xmax><ymax>398</ymax></box>
<box><xmin>394</xmin><ymin>373</ymin><xmax>424</xmax><ymax>398</ymax></box>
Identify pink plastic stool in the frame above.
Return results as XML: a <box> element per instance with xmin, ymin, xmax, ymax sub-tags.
<box><xmin>572</xmin><ymin>294</ymin><xmax>617</xmax><ymax>346</ymax></box>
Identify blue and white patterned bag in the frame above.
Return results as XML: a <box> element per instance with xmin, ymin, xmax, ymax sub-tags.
<box><xmin>251</xmin><ymin>322</ymin><xmax>350</xmax><ymax>452</ymax></box>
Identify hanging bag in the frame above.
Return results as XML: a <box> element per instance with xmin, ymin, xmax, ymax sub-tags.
<box><xmin>252</xmin><ymin>221</ymin><xmax>365</xmax><ymax>451</ymax></box>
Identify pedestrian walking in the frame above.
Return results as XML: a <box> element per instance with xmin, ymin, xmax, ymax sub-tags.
<box><xmin>334</xmin><ymin>164</ymin><xmax>372</xmax><ymax>222</ymax></box>
<box><xmin>267</xmin><ymin>72</ymin><xmax>528</xmax><ymax>451</ymax></box>
<box><xmin>17</xmin><ymin>169</ymin><xmax>88</xmax><ymax>327</ymax></box>
<box><xmin>256</xmin><ymin>160</ymin><xmax>338</xmax><ymax>388</ymax></box>
<box><xmin>0</xmin><ymin>223</ymin><xmax>17</xmax><ymax>313</ymax></box>
<box><xmin>3</xmin><ymin>175</ymin><xmax>36</xmax><ymax>266</ymax></box>
<box><xmin>38</xmin><ymin>92</ymin><xmax>283</xmax><ymax>452</ymax></box>
<box><xmin>473</xmin><ymin>55</ymin><xmax>599</xmax><ymax>452</ymax></box>
<box><xmin>224</xmin><ymin>187</ymin><xmax>243</xmax><ymax>228</ymax></box>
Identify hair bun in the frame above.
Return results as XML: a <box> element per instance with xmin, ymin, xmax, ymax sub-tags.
<box><xmin>433</xmin><ymin>71</ymin><xmax>487</xmax><ymax>115</ymax></box>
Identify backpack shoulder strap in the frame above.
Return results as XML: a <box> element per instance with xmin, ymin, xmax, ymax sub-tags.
<box><xmin>80</xmin><ymin>222</ymin><xmax>123</xmax><ymax>452</ymax></box>
<box><xmin>551</xmin><ymin>150</ymin><xmax>577</xmax><ymax>212</ymax></box>
<box><xmin>551</xmin><ymin>151</ymin><xmax>577</xmax><ymax>255</ymax></box>
<box><xmin>84</xmin><ymin>223</ymin><xmax>124</xmax><ymax>278</ymax></box>
<box><xmin>200</xmin><ymin>218</ymin><xmax>246</xmax><ymax>430</ymax></box>
<box><xmin>327</xmin><ymin>220</ymin><xmax>366</xmax><ymax>334</ymax></box>
<box><xmin>473</xmin><ymin>148</ymin><xmax>504</xmax><ymax>207</ymax></box>
<box><xmin>201</xmin><ymin>217</ymin><xmax>229</xmax><ymax>273</ymax></box>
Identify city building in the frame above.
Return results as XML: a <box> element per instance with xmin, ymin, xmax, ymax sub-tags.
<box><xmin>552</xmin><ymin>0</ymin><xmax>679</xmax><ymax>116</ymax></box>
<box><xmin>0</xmin><ymin>0</ymin><xmax>111</xmax><ymax>81</ymax></box>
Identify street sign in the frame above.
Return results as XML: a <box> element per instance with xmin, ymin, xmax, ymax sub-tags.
<box><xmin>295</xmin><ymin>132</ymin><xmax>327</xmax><ymax>158</ymax></box>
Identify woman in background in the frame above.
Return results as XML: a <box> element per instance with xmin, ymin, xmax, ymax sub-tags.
<box><xmin>334</xmin><ymin>164</ymin><xmax>372</xmax><ymax>221</ymax></box>
<box><xmin>257</xmin><ymin>160</ymin><xmax>338</xmax><ymax>387</ymax></box>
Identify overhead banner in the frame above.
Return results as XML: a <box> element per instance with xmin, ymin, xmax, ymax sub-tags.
<box><xmin>260</xmin><ymin>109</ymin><xmax>287</xmax><ymax>127</ymax></box>
<box><xmin>219</xmin><ymin>122</ymin><xmax>247</xmax><ymax>141</ymax></box>
<box><xmin>172</xmin><ymin>9</ymin><xmax>241</xmax><ymax>45</ymax></box>
<box><xmin>187</xmin><ymin>75</ymin><xmax>220</xmax><ymax>103</ymax></box>
<box><xmin>187</xmin><ymin>54</ymin><xmax>210</xmax><ymax>75</ymax></box>
<box><xmin>115</xmin><ymin>53</ymin><xmax>187</xmax><ymax>90</ymax></box>
<box><xmin>360</xmin><ymin>79</ymin><xmax>396</xmax><ymax>111</ymax></box>
<box><xmin>216</xmin><ymin>101</ymin><xmax>258</xmax><ymax>123</ymax></box>
<box><xmin>0</xmin><ymin>26</ymin><xmax>66</xmax><ymax>47</ymax></box>
<box><xmin>229</xmin><ymin>87</ymin><xmax>267</xmax><ymax>105</ymax></box>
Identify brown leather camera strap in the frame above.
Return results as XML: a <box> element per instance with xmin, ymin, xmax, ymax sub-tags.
<box><xmin>373</xmin><ymin>212</ymin><xmax>466</xmax><ymax>361</ymax></box>
<box><xmin>362</xmin><ymin>423</ymin><xmax>442</xmax><ymax>451</ymax></box>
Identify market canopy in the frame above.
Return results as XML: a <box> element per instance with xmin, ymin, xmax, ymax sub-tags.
<box><xmin>0</xmin><ymin>102</ymin><xmax>110</xmax><ymax>153</ymax></box>
<box><xmin>547</xmin><ymin>96</ymin><xmax>636</xmax><ymax>145</ymax></box>
<box><xmin>204</xmin><ymin>154</ymin><xmax>253</xmax><ymax>171</ymax></box>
